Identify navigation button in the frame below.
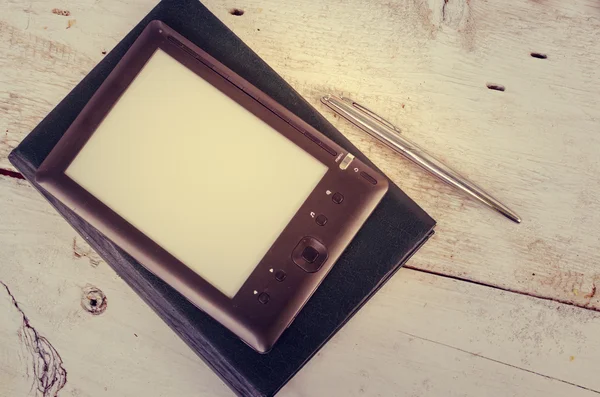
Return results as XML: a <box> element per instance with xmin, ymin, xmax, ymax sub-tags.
<box><xmin>332</xmin><ymin>192</ymin><xmax>344</xmax><ymax>204</ymax></box>
<box><xmin>315</xmin><ymin>214</ymin><xmax>328</xmax><ymax>226</ymax></box>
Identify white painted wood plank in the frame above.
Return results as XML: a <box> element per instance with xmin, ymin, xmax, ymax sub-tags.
<box><xmin>1</xmin><ymin>176</ymin><xmax>599</xmax><ymax>396</ymax></box>
<box><xmin>202</xmin><ymin>0</ymin><xmax>600</xmax><ymax>309</ymax></box>
<box><xmin>0</xmin><ymin>177</ymin><xmax>233</xmax><ymax>397</ymax></box>
<box><xmin>1</xmin><ymin>0</ymin><xmax>599</xmax><ymax>311</ymax></box>
<box><xmin>2</xmin><ymin>0</ymin><xmax>600</xmax><ymax>393</ymax></box>
<box><xmin>0</xmin><ymin>0</ymin><xmax>155</xmax><ymax>171</ymax></box>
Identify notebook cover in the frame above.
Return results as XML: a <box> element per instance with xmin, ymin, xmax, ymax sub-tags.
<box><xmin>8</xmin><ymin>1</ymin><xmax>436</xmax><ymax>395</ymax></box>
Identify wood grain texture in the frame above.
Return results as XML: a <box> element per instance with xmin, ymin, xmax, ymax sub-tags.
<box><xmin>2</xmin><ymin>0</ymin><xmax>600</xmax><ymax>395</ymax></box>
<box><xmin>1</xmin><ymin>0</ymin><xmax>600</xmax><ymax>311</ymax></box>
<box><xmin>201</xmin><ymin>0</ymin><xmax>600</xmax><ymax>310</ymax></box>
<box><xmin>1</xmin><ymin>175</ymin><xmax>599</xmax><ymax>396</ymax></box>
<box><xmin>0</xmin><ymin>174</ymin><xmax>233</xmax><ymax>397</ymax></box>
<box><xmin>0</xmin><ymin>0</ymin><xmax>154</xmax><ymax>172</ymax></box>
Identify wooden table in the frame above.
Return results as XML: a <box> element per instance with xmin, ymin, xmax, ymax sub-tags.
<box><xmin>1</xmin><ymin>0</ymin><xmax>599</xmax><ymax>396</ymax></box>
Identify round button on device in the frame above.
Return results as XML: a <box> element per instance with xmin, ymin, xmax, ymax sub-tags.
<box><xmin>315</xmin><ymin>214</ymin><xmax>328</xmax><ymax>226</ymax></box>
<box><xmin>332</xmin><ymin>192</ymin><xmax>344</xmax><ymax>204</ymax></box>
<box><xmin>274</xmin><ymin>270</ymin><xmax>287</xmax><ymax>282</ymax></box>
<box><xmin>258</xmin><ymin>292</ymin><xmax>270</xmax><ymax>304</ymax></box>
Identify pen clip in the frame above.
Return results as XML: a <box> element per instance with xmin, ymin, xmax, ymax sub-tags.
<box><xmin>341</xmin><ymin>97</ymin><xmax>401</xmax><ymax>134</ymax></box>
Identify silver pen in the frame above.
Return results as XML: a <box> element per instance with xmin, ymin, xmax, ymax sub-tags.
<box><xmin>321</xmin><ymin>94</ymin><xmax>522</xmax><ymax>223</ymax></box>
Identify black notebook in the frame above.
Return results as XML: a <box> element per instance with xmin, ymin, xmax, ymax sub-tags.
<box><xmin>9</xmin><ymin>0</ymin><xmax>436</xmax><ymax>395</ymax></box>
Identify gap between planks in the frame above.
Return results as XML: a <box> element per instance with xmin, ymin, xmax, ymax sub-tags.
<box><xmin>1</xmin><ymin>169</ymin><xmax>598</xmax><ymax>317</ymax></box>
<box><xmin>0</xmin><ymin>167</ymin><xmax>25</xmax><ymax>180</ymax></box>
<box><xmin>394</xmin><ymin>328</ymin><xmax>600</xmax><ymax>395</ymax></box>
<box><xmin>405</xmin><ymin>265</ymin><xmax>600</xmax><ymax>314</ymax></box>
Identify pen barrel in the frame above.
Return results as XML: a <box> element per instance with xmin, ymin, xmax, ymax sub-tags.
<box><xmin>321</xmin><ymin>95</ymin><xmax>521</xmax><ymax>223</ymax></box>
<box><xmin>407</xmin><ymin>149</ymin><xmax>521</xmax><ymax>222</ymax></box>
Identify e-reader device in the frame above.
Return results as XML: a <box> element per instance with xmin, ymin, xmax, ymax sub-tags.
<box><xmin>36</xmin><ymin>21</ymin><xmax>389</xmax><ymax>353</ymax></box>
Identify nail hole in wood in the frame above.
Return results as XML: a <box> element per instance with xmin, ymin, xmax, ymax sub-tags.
<box><xmin>229</xmin><ymin>8</ymin><xmax>244</xmax><ymax>16</ymax></box>
<box><xmin>530</xmin><ymin>52</ymin><xmax>547</xmax><ymax>59</ymax></box>
<box><xmin>81</xmin><ymin>285</ymin><xmax>107</xmax><ymax>315</ymax></box>
<box><xmin>486</xmin><ymin>83</ymin><xmax>505</xmax><ymax>92</ymax></box>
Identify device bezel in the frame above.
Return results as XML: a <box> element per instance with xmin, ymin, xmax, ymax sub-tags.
<box><xmin>36</xmin><ymin>20</ymin><xmax>388</xmax><ymax>352</ymax></box>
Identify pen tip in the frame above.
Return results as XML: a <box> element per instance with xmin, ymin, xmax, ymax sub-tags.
<box><xmin>495</xmin><ymin>206</ymin><xmax>522</xmax><ymax>224</ymax></box>
<box><xmin>321</xmin><ymin>94</ymin><xmax>331</xmax><ymax>103</ymax></box>
<box><xmin>506</xmin><ymin>212</ymin><xmax>522</xmax><ymax>224</ymax></box>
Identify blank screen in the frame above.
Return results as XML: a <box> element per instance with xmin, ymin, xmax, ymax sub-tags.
<box><xmin>66</xmin><ymin>49</ymin><xmax>328</xmax><ymax>298</ymax></box>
